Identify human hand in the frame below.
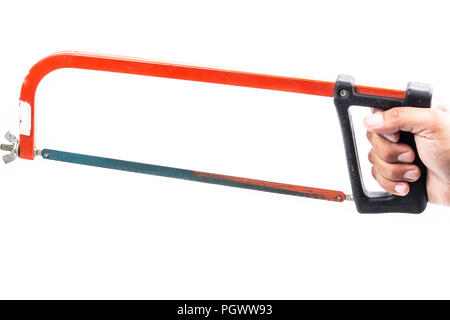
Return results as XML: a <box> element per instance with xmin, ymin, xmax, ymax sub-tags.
<box><xmin>364</xmin><ymin>102</ymin><xmax>450</xmax><ymax>206</ymax></box>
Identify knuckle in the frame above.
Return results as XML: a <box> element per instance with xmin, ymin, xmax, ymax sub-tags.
<box><xmin>429</xmin><ymin>108</ymin><xmax>441</xmax><ymax>124</ymax></box>
<box><xmin>377</xmin><ymin>178</ymin><xmax>390</xmax><ymax>191</ymax></box>
<box><xmin>389</xmin><ymin>107</ymin><xmax>403</xmax><ymax>122</ymax></box>
<box><xmin>371</xmin><ymin>166</ymin><xmax>377</xmax><ymax>179</ymax></box>
<box><xmin>370</xmin><ymin>167</ymin><xmax>391</xmax><ymax>192</ymax></box>
<box><xmin>368</xmin><ymin>150</ymin><xmax>374</xmax><ymax>163</ymax></box>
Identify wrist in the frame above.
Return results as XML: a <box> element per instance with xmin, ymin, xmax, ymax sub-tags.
<box><xmin>427</xmin><ymin>172</ymin><xmax>450</xmax><ymax>206</ymax></box>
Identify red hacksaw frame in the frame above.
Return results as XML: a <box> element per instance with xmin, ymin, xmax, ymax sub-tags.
<box><xmin>17</xmin><ymin>51</ymin><xmax>406</xmax><ymax>202</ymax></box>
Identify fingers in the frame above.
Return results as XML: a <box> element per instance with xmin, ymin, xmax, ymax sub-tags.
<box><xmin>365</xmin><ymin>112</ymin><xmax>421</xmax><ymax>196</ymax></box>
<box><xmin>368</xmin><ymin>150</ymin><xmax>420</xmax><ymax>182</ymax></box>
<box><xmin>371</xmin><ymin>167</ymin><xmax>411</xmax><ymax>196</ymax></box>
<box><xmin>365</xmin><ymin>101</ymin><xmax>448</xmax><ymax>197</ymax></box>
<box><xmin>371</xmin><ymin>108</ymin><xmax>400</xmax><ymax>142</ymax></box>
<box><xmin>364</xmin><ymin>106</ymin><xmax>440</xmax><ymax>136</ymax></box>
<box><xmin>366</xmin><ymin>131</ymin><xmax>415</xmax><ymax>163</ymax></box>
<box><xmin>368</xmin><ymin>146</ymin><xmax>421</xmax><ymax>196</ymax></box>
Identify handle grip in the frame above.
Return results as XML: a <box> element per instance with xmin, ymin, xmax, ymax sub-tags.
<box><xmin>334</xmin><ymin>75</ymin><xmax>432</xmax><ymax>213</ymax></box>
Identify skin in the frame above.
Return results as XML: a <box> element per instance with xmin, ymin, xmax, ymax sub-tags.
<box><xmin>364</xmin><ymin>101</ymin><xmax>450</xmax><ymax>206</ymax></box>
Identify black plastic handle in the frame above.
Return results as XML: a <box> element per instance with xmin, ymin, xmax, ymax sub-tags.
<box><xmin>334</xmin><ymin>75</ymin><xmax>432</xmax><ymax>213</ymax></box>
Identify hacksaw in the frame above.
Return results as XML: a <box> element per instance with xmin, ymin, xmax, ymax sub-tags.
<box><xmin>1</xmin><ymin>52</ymin><xmax>432</xmax><ymax>213</ymax></box>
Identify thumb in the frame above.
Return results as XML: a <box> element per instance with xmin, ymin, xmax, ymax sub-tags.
<box><xmin>364</xmin><ymin>107</ymin><xmax>439</xmax><ymax>136</ymax></box>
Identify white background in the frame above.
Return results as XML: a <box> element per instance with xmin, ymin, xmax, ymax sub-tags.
<box><xmin>0</xmin><ymin>0</ymin><xmax>449</xmax><ymax>299</ymax></box>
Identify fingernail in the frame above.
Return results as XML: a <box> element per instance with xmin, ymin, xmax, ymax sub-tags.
<box><xmin>383</xmin><ymin>134</ymin><xmax>397</xmax><ymax>143</ymax></box>
<box><xmin>403</xmin><ymin>170</ymin><xmax>418</xmax><ymax>181</ymax></box>
<box><xmin>398</xmin><ymin>152</ymin><xmax>413</xmax><ymax>163</ymax></box>
<box><xmin>394</xmin><ymin>184</ymin><xmax>408</xmax><ymax>195</ymax></box>
<box><xmin>364</xmin><ymin>113</ymin><xmax>384</xmax><ymax>128</ymax></box>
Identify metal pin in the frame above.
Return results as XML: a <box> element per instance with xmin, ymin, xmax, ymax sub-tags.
<box><xmin>339</xmin><ymin>89</ymin><xmax>349</xmax><ymax>98</ymax></box>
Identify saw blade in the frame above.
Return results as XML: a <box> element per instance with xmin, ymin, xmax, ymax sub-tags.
<box><xmin>40</xmin><ymin>148</ymin><xmax>350</xmax><ymax>202</ymax></box>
